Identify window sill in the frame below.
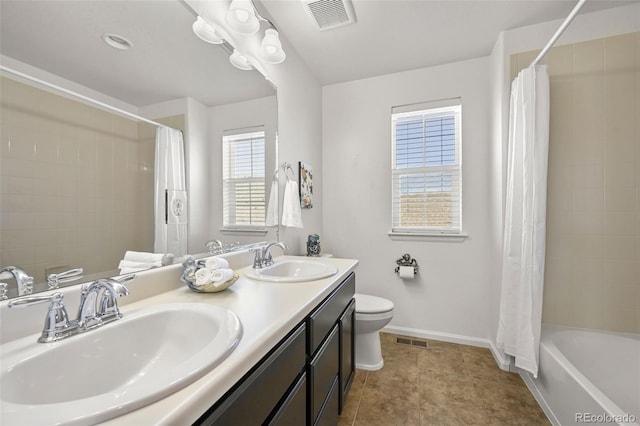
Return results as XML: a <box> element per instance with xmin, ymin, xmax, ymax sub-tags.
<box><xmin>388</xmin><ymin>231</ymin><xmax>468</xmax><ymax>243</ymax></box>
<box><xmin>220</xmin><ymin>228</ymin><xmax>268</xmax><ymax>236</ymax></box>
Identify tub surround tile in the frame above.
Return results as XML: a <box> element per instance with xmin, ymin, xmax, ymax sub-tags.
<box><xmin>512</xmin><ymin>31</ymin><xmax>640</xmax><ymax>334</ymax></box>
<box><xmin>339</xmin><ymin>333</ymin><xmax>549</xmax><ymax>426</ymax></box>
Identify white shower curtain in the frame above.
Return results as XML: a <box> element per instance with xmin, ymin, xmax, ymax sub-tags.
<box><xmin>496</xmin><ymin>65</ymin><xmax>550</xmax><ymax>378</ymax></box>
<box><xmin>154</xmin><ymin>126</ymin><xmax>188</xmax><ymax>257</ymax></box>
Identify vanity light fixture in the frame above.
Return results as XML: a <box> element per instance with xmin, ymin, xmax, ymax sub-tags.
<box><xmin>226</xmin><ymin>0</ymin><xmax>260</xmax><ymax>35</ymax></box>
<box><xmin>192</xmin><ymin>16</ymin><xmax>224</xmax><ymax>44</ymax></box>
<box><xmin>191</xmin><ymin>0</ymin><xmax>287</xmax><ymax>70</ymax></box>
<box><xmin>229</xmin><ymin>49</ymin><xmax>253</xmax><ymax>70</ymax></box>
<box><xmin>258</xmin><ymin>28</ymin><xmax>286</xmax><ymax>64</ymax></box>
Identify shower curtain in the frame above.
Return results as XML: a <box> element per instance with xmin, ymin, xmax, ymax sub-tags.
<box><xmin>496</xmin><ymin>65</ymin><xmax>549</xmax><ymax>378</ymax></box>
<box><xmin>154</xmin><ymin>126</ymin><xmax>188</xmax><ymax>257</ymax></box>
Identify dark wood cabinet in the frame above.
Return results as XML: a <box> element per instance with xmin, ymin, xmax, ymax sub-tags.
<box><xmin>194</xmin><ymin>272</ymin><xmax>355</xmax><ymax>426</ymax></box>
<box><xmin>339</xmin><ymin>299</ymin><xmax>355</xmax><ymax>413</ymax></box>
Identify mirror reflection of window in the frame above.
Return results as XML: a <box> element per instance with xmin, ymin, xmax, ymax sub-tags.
<box><xmin>222</xmin><ymin>127</ymin><xmax>266</xmax><ymax>229</ymax></box>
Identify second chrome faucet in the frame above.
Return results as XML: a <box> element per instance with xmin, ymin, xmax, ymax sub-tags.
<box><xmin>253</xmin><ymin>242</ymin><xmax>287</xmax><ymax>269</ymax></box>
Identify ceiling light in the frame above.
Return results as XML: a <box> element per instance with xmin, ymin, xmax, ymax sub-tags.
<box><xmin>229</xmin><ymin>49</ymin><xmax>253</xmax><ymax>70</ymax></box>
<box><xmin>258</xmin><ymin>29</ymin><xmax>286</xmax><ymax>64</ymax></box>
<box><xmin>226</xmin><ymin>0</ymin><xmax>259</xmax><ymax>35</ymax></box>
<box><xmin>102</xmin><ymin>33</ymin><xmax>133</xmax><ymax>50</ymax></box>
<box><xmin>192</xmin><ymin>16</ymin><xmax>224</xmax><ymax>44</ymax></box>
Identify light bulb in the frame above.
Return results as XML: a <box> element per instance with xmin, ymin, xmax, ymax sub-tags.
<box><xmin>229</xmin><ymin>50</ymin><xmax>253</xmax><ymax>70</ymax></box>
<box><xmin>258</xmin><ymin>29</ymin><xmax>286</xmax><ymax>64</ymax></box>
<box><xmin>226</xmin><ymin>0</ymin><xmax>259</xmax><ymax>35</ymax></box>
<box><xmin>192</xmin><ymin>16</ymin><xmax>223</xmax><ymax>44</ymax></box>
<box><xmin>235</xmin><ymin>9</ymin><xmax>250</xmax><ymax>23</ymax></box>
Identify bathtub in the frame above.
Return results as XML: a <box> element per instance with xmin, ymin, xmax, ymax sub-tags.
<box><xmin>520</xmin><ymin>324</ymin><xmax>639</xmax><ymax>426</ymax></box>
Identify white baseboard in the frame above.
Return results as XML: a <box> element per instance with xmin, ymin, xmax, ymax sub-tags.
<box><xmin>382</xmin><ymin>325</ymin><xmax>512</xmax><ymax>372</ymax></box>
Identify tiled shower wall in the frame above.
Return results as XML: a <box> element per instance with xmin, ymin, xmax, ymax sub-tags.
<box><xmin>511</xmin><ymin>32</ymin><xmax>640</xmax><ymax>333</ymax></box>
<box><xmin>0</xmin><ymin>77</ymin><xmax>156</xmax><ymax>284</ymax></box>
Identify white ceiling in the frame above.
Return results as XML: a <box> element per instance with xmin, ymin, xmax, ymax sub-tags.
<box><xmin>261</xmin><ymin>0</ymin><xmax>639</xmax><ymax>85</ymax></box>
<box><xmin>0</xmin><ymin>0</ymin><xmax>636</xmax><ymax>106</ymax></box>
<box><xmin>0</xmin><ymin>0</ymin><xmax>275</xmax><ymax>107</ymax></box>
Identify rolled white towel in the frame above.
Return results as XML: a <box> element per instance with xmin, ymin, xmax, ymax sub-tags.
<box><xmin>124</xmin><ymin>251</ymin><xmax>166</xmax><ymax>263</ymax></box>
<box><xmin>205</xmin><ymin>257</ymin><xmax>229</xmax><ymax>270</ymax></box>
<box><xmin>195</xmin><ymin>268</ymin><xmax>214</xmax><ymax>286</ymax></box>
<box><xmin>211</xmin><ymin>268</ymin><xmax>234</xmax><ymax>287</ymax></box>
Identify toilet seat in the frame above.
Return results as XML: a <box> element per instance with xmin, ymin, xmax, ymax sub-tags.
<box><xmin>354</xmin><ymin>293</ymin><xmax>394</xmax><ymax>314</ymax></box>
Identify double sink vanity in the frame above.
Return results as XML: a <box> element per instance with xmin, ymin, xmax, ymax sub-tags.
<box><xmin>0</xmin><ymin>250</ymin><xmax>358</xmax><ymax>425</ymax></box>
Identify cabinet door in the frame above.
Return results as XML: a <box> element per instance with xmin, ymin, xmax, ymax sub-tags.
<box><xmin>314</xmin><ymin>376</ymin><xmax>339</xmax><ymax>426</ymax></box>
<box><xmin>196</xmin><ymin>324</ymin><xmax>306</xmax><ymax>425</ymax></box>
<box><xmin>309</xmin><ymin>325</ymin><xmax>339</xmax><ymax>425</ymax></box>
<box><xmin>339</xmin><ymin>298</ymin><xmax>355</xmax><ymax>413</ymax></box>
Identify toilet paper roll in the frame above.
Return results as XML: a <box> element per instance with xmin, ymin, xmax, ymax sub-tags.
<box><xmin>398</xmin><ymin>266</ymin><xmax>415</xmax><ymax>279</ymax></box>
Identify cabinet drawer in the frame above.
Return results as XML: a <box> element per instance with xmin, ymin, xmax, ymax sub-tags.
<box><xmin>268</xmin><ymin>373</ymin><xmax>306</xmax><ymax>426</ymax></box>
<box><xmin>198</xmin><ymin>323</ymin><xmax>306</xmax><ymax>425</ymax></box>
<box><xmin>309</xmin><ymin>325</ymin><xmax>339</xmax><ymax>424</ymax></box>
<box><xmin>308</xmin><ymin>272</ymin><xmax>355</xmax><ymax>355</ymax></box>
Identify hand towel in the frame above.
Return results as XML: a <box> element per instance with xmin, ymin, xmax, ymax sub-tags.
<box><xmin>265</xmin><ymin>177</ymin><xmax>278</xmax><ymax>227</ymax></box>
<box><xmin>205</xmin><ymin>257</ymin><xmax>229</xmax><ymax>270</ymax></box>
<box><xmin>281</xmin><ymin>180</ymin><xmax>303</xmax><ymax>228</ymax></box>
<box><xmin>211</xmin><ymin>268</ymin><xmax>234</xmax><ymax>287</ymax></box>
<box><xmin>195</xmin><ymin>268</ymin><xmax>214</xmax><ymax>286</ymax></box>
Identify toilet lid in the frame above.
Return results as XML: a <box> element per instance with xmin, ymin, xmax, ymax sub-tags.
<box><xmin>354</xmin><ymin>293</ymin><xmax>394</xmax><ymax>314</ymax></box>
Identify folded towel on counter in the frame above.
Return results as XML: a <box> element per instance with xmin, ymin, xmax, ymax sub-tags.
<box><xmin>205</xmin><ymin>257</ymin><xmax>229</xmax><ymax>270</ymax></box>
<box><xmin>118</xmin><ymin>260</ymin><xmax>162</xmax><ymax>274</ymax></box>
<box><xmin>281</xmin><ymin>180</ymin><xmax>303</xmax><ymax>228</ymax></box>
<box><xmin>123</xmin><ymin>251</ymin><xmax>174</xmax><ymax>266</ymax></box>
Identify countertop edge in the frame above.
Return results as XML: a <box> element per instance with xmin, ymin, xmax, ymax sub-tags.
<box><xmin>103</xmin><ymin>256</ymin><xmax>359</xmax><ymax>425</ymax></box>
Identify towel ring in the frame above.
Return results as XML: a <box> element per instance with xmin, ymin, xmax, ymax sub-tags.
<box><xmin>283</xmin><ymin>162</ymin><xmax>296</xmax><ymax>181</ymax></box>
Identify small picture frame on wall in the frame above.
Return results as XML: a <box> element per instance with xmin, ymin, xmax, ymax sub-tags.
<box><xmin>299</xmin><ymin>161</ymin><xmax>313</xmax><ymax>209</ymax></box>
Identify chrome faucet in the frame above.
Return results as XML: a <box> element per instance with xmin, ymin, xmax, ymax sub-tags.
<box><xmin>8</xmin><ymin>275</ymin><xmax>133</xmax><ymax>343</ymax></box>
<box><xmin>205</xmin><ymin>239</ymin><xmax>224</xmax><ymax>253</ymax></box>
<box><xmin>0</xmin><ymin>266</ymin><xmax>34</xmax><ymax>296</ymax></box>
<box><xmin>253</xmin><ymin>242</ymin><xmax>287</xmax><ymax>269</ymax></box>
<box><xmin>77</xmin><ymin>276</ymin><xmax>132</xmax><ymax>330</ymax></box>
<box><xmin>9</xmin><ymin>292</ymin><xmax>78</xmax><ymax>343</ymax></box>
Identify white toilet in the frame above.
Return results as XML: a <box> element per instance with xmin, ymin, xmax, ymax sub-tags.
<box><xmin>354</xmin><ymin>293</ymin><xmax>394</xmax><ymax>371</ymax></box>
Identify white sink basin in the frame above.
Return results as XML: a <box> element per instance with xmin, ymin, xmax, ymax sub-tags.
<box><xmin>245</xmin><ymin>260</ymin><xmax>338</xmax><ymax>282</ymax></box>
<box><xmin>0</xmin><ymin>303</ymin><xmax>242</xmax><ymax>425</ymax></box>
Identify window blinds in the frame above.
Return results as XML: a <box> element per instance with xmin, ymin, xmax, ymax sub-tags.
<box><xmin>391</xmin><ymin>101</ymin><xmax>462</xmax><ymax>233</ymax></box>
<box><xmin>222</xmin><ymin>129</ymin><xmax>266</xmax><ymax>228</ymax></box>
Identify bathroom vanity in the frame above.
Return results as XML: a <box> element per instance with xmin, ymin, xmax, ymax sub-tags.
<box><xmin>195</xmin><ymin>272</ymin><xmax>355</xmax><ymax>425</ymax></box>
<box><xmin>0</xmin><ymin>253</ymin><xmax>358</xmax><ymax>425</ymax></box>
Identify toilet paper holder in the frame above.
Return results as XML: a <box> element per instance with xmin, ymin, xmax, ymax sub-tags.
<box><xmin>395</xmin><ymin>253</ymin><xmax>418</xmax><ymax>277</ymax></box>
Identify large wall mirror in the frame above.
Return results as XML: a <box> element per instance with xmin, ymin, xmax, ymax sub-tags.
<box><xmin>0</xmin><ymin>0</ymin><xmax>277</xmax><ymax>298</ymax></box>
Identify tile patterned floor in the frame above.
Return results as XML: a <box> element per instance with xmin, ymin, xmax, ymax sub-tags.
<box><xmin>338</xmin><ymin>333</ymin><xmax>550</xmax><ymax>426</ymax></box>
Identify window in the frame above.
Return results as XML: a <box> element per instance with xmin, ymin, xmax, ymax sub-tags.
<box><xmin>222</xmin><ymin>128</ymin><xmax>266</xmax><ymax>229</ymax></box>
<box><xmin>391</xmin><ymin>99</ymin><xmax>462</xmax><ymax>234</ymax></box>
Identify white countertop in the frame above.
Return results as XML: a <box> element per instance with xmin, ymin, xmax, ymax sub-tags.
<box><xmin>97</xmin><ymin>255</ymin><xmax>359</xmax><ymax>425</ymax></box>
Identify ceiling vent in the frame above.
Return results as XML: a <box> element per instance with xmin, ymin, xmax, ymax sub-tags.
<box><xmin>301</xmin><ymin>0</ymin><xmax>357</xmax><ymax>31</ymax></box>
